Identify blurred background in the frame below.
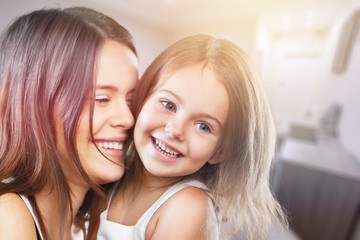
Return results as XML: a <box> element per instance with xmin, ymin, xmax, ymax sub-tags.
<box><xmin>1</xmin><ymin>0</ymin><xmax>360</xmax><ymax>239</ymax></box>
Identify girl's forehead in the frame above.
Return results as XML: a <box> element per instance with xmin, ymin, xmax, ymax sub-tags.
<box><xmin>156</xmin><ymin>64</ymin><xmax>217</xmax><ymax>87</ymax></box>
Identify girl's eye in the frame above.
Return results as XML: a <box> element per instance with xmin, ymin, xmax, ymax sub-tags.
<box><xmin>161</xmin><ymin>100</ymin><xmax>176</xmax><ymax>112</ymax></box>
<box><xmin>95</xmin><ymin>95</ymin><xmax>110</xmax><ymax>104</ymax></box>
<box><xmin>195</xmin><ymin>122</ymin><xmax>211</xmax><ymax>133</ymax></box>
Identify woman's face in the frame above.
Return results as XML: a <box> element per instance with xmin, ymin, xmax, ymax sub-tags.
<box><xmin>75</xmin><ymin>40</ymin><xmax>138</xmax><ymax>185</ymax></box>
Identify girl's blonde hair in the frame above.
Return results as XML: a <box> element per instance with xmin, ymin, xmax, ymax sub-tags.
<box><xmin>132</xmin><ymin>34</ymin><xmax>286</xmax><ymax>239</ymax></box>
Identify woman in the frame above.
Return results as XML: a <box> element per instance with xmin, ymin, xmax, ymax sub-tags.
<box><xmin>0</xmin><ymin>6</ymin><xmax>138</xmax><ymax>240</ymax></box>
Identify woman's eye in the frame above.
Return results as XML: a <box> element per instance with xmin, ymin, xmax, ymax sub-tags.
<box><xmin>195</xmin><ymin>123</ymin><xmax>211</xmax><ymax>133</ymax></box>
<box><xmin>95</xmin><ymin>96</ymin><xmax>110</xmax><ymax>104</ymax></box>
<box><xmin>126</xmin><ymin>94</ymin><xmax>134</xmax><ymax>107</ymax></box>
<box><xmin>161</xmin><ymin>100</ymin><xmax>176</xmax><ymax>112</ymax></box>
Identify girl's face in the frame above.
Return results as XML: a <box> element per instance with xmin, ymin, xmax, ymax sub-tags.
<box><xmin>76</xmin><ymin>40</ymin><xmax>138</xmax><ymax>185</ymax></box>
<box><xmin>134</xmin><ymin>65</ymin><xmax>229</xmax><ymax>178</ymax></box>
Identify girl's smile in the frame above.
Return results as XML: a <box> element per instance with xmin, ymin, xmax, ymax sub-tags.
<box><xmin>152</xmin><ymin>136</ymin><xmax>183</xmax><ymax>162</ymax></box>
<box><xmin>134</xmin><ymin>64</ymin><xmax>229</xmax><ymax>178</ymax></box>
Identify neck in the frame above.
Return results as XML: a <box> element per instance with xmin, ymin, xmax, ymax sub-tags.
<box><xmin>35</xmin><ymin>182</ymin><xmax>89</xmax><ymax>240</ymax></box>
<box><xmin>68</xmin><ymin>181</ymin><xmax>89</xmax><ymax>216</ymax></box>
<box><xmin>130</xmin><ymin>157</ymin><xmax>181</xmax><ymax>189</ymax></box>
<box><xmin>141</xmin><ymin>168</ymin><xmax>181</xmax><ymax>189</ymax></box>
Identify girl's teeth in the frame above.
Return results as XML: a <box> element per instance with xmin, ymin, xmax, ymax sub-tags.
<box><xmin>154</xmin><ymin>138</ymin><xmax>180</xmax><ymax>157</ymax></box>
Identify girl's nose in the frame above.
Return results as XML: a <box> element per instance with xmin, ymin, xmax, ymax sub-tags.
<box><xmin>164</xmin><ymin>117</ymin><xmax>185</xmax><ymax>141</ymax></box>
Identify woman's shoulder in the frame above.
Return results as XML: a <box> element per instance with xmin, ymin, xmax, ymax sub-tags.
<box><xmin>0</xmin><ymin>193</ymin><xmax>38</xmax><ymax>239</ymax></box>
<box><xmin>0</xmin><ymin>192</ymin><xmax>29</xmax><ymax>214</ymax></box>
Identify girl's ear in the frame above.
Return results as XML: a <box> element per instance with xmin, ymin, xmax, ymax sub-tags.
<box><xmin>208</xmin><ymin>150</ymin><xmax>223</xmax><ymax>165</ymax></box>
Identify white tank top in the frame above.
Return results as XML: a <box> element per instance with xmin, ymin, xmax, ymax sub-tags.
<box><xmin>19</xmin><ymin>195</ymin><xmax>85</xmax><ymax>240</ymax></box>
<box><xmin>19</xmin><ymin>195</ymin><xmax>44</xmax><ymax>240</ymax></box>
<box><xmin>97</xmin><ymin>179</ymin><xmax>219</xmax><ymax>240</ymax></box>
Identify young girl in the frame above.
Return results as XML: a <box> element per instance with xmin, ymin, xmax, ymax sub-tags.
<box><xmin>98</xmin><ymin>34</ymin><xmax>286</xmax><ymax>240</ymax></box>
<box><xmin>0</xmin><ymin>7</ymin><xmax>138</xmax><ymax>240</ymax></box>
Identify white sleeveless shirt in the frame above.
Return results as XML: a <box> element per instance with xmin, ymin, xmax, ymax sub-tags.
<box><xmin>97</xmin><ymin>179</ymin><xmax>219</xmax><ymax>240</ymax></box>
<box><xmin>19</xmin><ymin>195</ymin><xmax>44</xmax><ymax>240</ymax></box>
<box><xmin>19</xmin><ymin>195</ymin><xmax>85</xmax><ymax>240</ymax></box>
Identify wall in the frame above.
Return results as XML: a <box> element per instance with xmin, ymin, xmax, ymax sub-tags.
<box><xmin>254</xmin><ymin>21</ymin><xmax>331</xmax><ymax>137</ymax></box>
<box><xmin>0</xmin><ymin>0</ymin><xmax>171</xmax><ymax>76</ymax></box>
<box><xmin>0</xmin><ymin>1</ymin><xmax>257</xmax><ymax>76</ymax></box>
<box><xmin>167</xmin><ymin>19</ymin><xmax>257</xmax><ymax>57</ymax></box>
<box><xmin>254</xmin><ymin>1</ymin><xmax>360</xmax><ymax>164</ymax></box>
<box><xmin>263</xmin><ymin>30</ymin><xmax>325</xmax><ymax>128</ymax></box>
<box><xmin>0</xmin><ymin>1</ymin><xmax>258</xmax><ymax>77</ymax></box>
<box><xmin>320</xmin><ymin>1</ymin><xmax>360</xmax><ymax>161</ymax></box>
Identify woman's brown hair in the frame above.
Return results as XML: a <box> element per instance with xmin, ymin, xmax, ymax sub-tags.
<box><xmin>0</xmin><ymin>7</ymin><xmax>136</xmax><ymax>239</ymax></box>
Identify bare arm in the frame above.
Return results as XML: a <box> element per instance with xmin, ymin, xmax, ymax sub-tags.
<box><xmin>0</xmin><ymin>193</ymin><xmax>38</xmax><ymax>240</ymax></box>
<box><xmin>149</xmin><ymin>187</ymin><xmax>211</xmax><ymax>240</ymax></box>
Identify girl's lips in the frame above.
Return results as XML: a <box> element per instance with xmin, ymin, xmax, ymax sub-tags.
<box><xmin>151</xmin><ymin>137</ymin><xmax>183</xmax><ymax>160</ymax></box>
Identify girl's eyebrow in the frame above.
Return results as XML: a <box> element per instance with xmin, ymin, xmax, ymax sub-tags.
<box><xmin>158</xmin><ymin>89</ymin><xmax>183</xmax><ymax>104</ymax></box>
<box><xmin>158</xmin><ymin>89</ymin><xmax>224</xmax><ymax>128</ymax></box>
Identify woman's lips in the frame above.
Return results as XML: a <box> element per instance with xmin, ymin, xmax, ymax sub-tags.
<box><xmin>95</xmin><ymin>140</ymin><xmax>125</xmax><ymax>159</ymax></box>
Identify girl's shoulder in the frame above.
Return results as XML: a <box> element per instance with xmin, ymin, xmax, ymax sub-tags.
<box><xmin>0</xmin><ymin>193</ymin><xmax>38</xmax><ymax>239</ymax></box>
<box><xmin>166</xmin><ymin>184</ymin><xmax>209</xmax><ymax>208</ymax></box>
<box><xmin>150</xmin><ymin>185</ymin><xmax>211</xmax><ymax>239</ymax></box>
<box><xmin>163</xmin><ymin>179</ymin><xmax>212</xmax><ymax>215</ymax></box>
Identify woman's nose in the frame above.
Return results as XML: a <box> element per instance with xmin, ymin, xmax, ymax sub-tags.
<box><xmin>111</xmin><ymin>101</ymin><xmax>134</xmax><ymax>130</ymax></box>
